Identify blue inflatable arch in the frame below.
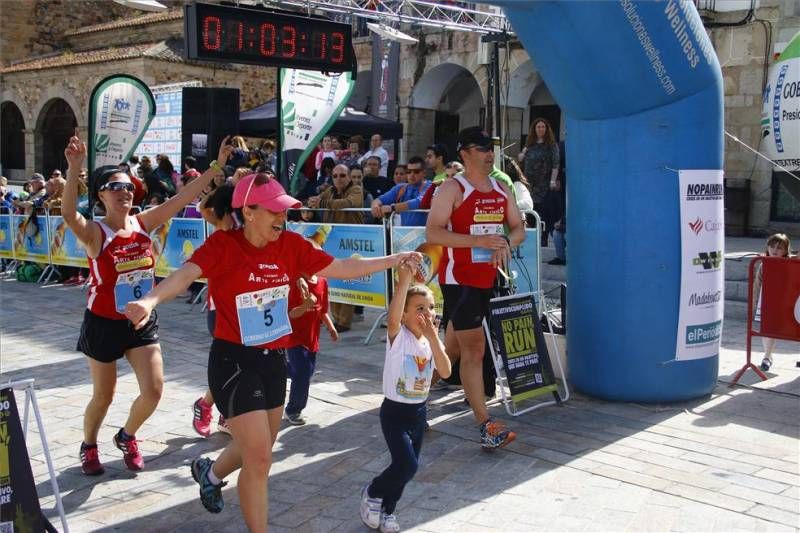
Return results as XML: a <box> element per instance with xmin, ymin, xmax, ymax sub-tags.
<box><xmin>492</xmin><ymin>1</ymin><xmax>724</xmax><ymax>401</ymax></box>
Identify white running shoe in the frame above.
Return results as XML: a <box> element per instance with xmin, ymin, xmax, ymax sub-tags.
<box><xmin>380</xmin><ymin>512</ymin><xmax>400</xmax><ymax>533</ymax></box>
<box><xmin>360</xmin><ymin>484</ymin><xmax>382</xmax><ymax>529</ymax></box>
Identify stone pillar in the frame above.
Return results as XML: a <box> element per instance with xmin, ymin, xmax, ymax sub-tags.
<box><xmin>400</xmin><ymin>106</ymin><xmax>436</xmax><ymax>162</ymax></box>
<box><xmin>501</xmin><ymin>105</ymin><xmax>525</xmax><ymax>157</ymax></box>
<box><xmin>23</xmin><ymin>128</ymin><xmax>35</xmax><ymax>181</ymax></box>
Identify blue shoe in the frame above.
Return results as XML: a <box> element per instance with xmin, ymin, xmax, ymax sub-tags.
<box><xmin>191</xmin><ymin>457</ymin><xmax>226</xmax><ymax>513</ymax></box>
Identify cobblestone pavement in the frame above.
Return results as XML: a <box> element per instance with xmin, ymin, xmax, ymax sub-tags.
<box><xmin>1</xmin><ymin>278</ymin><xmax>798</xmax><ymax>532</ymax></box>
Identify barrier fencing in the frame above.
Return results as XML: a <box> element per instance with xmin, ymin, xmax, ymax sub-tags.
<box><xmin>2</xmin><ymin>206</ymin><xmax>566</xmax><ymax>414</ymax></box>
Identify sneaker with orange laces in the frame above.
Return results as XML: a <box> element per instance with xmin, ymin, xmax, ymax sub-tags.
<box><xmin>80</xmin><ymin>443</ymin><xmax>105</xmax><ymax>476</ymax></box>
<box><xmin>113</xmin><ymin>429</ymin><xmax>144</xmax><ymax>471</ymax></box>
<box><xmin>192</xmin><ymin>397</ymin><xmax>213</xmax><ymax>437</ymax></box>
<box><xmin>479</xmin><ymin>419</ymin><xmax>516</xmax><ymax>451</ymax></box>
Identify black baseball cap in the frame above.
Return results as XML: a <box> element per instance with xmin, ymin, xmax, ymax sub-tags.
<box><xmin>456</xmin><ymin>127</ymin><xmax>492</xmax><ymax>152</ymax></box>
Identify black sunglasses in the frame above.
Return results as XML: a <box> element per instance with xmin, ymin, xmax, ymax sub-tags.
<box><xmin>467</xmin><ymin>144</ymin><xmax>494</xmax><ymax>153</ymax></box>
<box><xmin>99</xmin><ymin>181</ymin><xmax>134</xmax><ymax>193</ymax></box>
<box><xmin>408</xmin><ymin>168</ymin><xmax>425</xmax><ymax>174</ymax></box>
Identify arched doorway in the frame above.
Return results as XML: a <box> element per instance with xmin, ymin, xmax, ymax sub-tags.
<box><xmin>409</xmin><ymin>63</ymin><xmax>484</xmax><ymax>160</ymax></box>
<box><xmin>528</xmin><ymin>83</ymin><xmax>561</xmax><ymax>144</ymax></box>
<box><xmin>1</xmin><ymin>102</ymin><xmax>26</xmax><ymax>179</ymax></box>
<box><xmin>505</xmin><ymin>58</ymin><xmax>563</xmax><ymax>152</ymax></box>
<box><xmin>36</xmin><ymin>98</ymin><xmax>77</xmax><ymax>175</ymax></box>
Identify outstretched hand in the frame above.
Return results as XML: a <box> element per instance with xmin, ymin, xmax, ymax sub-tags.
<box><xmin>64</xmin><ymin>135</ymin><xmax>87</xmax><ymax>168</ymax></box>
<box><xmin>217</xmin><ymin>136</ymin><xmax>235</xmax><ymax>165</ymax></box>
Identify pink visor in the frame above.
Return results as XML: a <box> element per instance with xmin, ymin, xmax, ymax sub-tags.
<box><xmin>232</xmin><ymin>173</ymin><xmax>301</xmax><ymax>211</ymax></box>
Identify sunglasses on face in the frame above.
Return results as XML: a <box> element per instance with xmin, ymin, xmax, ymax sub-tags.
<box><xmin>468</xmin><ymin>144</ymin><xmax>494</xmax><ymax>153</ymax></box>
<box><xmin>408</xmin><ymin>168</ymin><xmax>425</xmax><ymax>174</ymax></box>
<box><xmin>99</xmin><ymin>181</ymin><xmax>134</xmax><ymax>193</ymax></box>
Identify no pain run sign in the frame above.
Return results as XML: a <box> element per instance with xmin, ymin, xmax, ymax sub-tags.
<box><xmin>0</xmin><ymin>388</ymin><xmax>49</xmax><ymax>533</ymax></box>
<box><xmin>488</xmin><ymin>294</ymin><xmax>558</xmax><ymax>403</ymax></box>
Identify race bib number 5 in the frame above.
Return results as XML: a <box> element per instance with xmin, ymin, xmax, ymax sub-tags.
<box><xmin>470</xmin><ymin>224</ymin><xmax>504</xmax><ymax>263</ymax></box>
<box><xmin>236</xmin><ymin>285</ymin><xmax>292</xmax><ymax>346</ymax></box>
<box><xmin>114</xmin><ymin>269</ymin><xmax>154</xmax><ymax>313</ymax></box>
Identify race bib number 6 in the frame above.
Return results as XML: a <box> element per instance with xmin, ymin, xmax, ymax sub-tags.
<box><xmin>236</xmin><ymin>285</ymin><xmax>292</xmax><ymax>346</ymax></box>
<box><xmin>114</xmin><ymin>269</ymin><xmax>154</xmax><ymax>313</ymax></box>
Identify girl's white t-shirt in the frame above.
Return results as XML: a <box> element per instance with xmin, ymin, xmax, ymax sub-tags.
<box><xmin>383</xmin><ymin>324</ymin><xmax>436</xmax><ymax>404</ymax></box>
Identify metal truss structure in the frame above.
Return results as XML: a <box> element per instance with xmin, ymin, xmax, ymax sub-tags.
<box><xmin>250</xmin><ymin>0</ymin><xmax>513</xmax><ymax>34</ymax></box>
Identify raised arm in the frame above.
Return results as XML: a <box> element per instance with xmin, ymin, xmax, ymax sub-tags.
<box><xmin>124</xmin><ymin>261</ymin><xmax>203</xmax><ymax>329</ymax></box>
<box><xmin>386</xmin><ymin>263</ymin><xmax>414</xmax><ymax>342</ymax></box>
<box><xmin>61</xmin><ymin>135</ymin><xmax>103</xmax><ymax>256</ymax></box>
<box><xmin>138</xmin><ymin>138</ymin><xmax>233</xmax><ymax>231</ymax></box>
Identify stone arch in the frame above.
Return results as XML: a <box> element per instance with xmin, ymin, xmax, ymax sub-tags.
<box><xmin>409</xmin><ymin>63</ymin><xmax>484</xmax><ymax>159</ymax></box>
<box><xmin>1</xmin><ymin>101</ymin><xmax>27</xmax><ymax>180</ymax></box>
<box><xmin>35</xmin><ymin>98</ymin><xmax>78</xmax><ymax>175</ymax></box>
<box><xmin>504</xmin><ymin>58</ymin><xmax>564</xmax><ymax>151</ymax></box>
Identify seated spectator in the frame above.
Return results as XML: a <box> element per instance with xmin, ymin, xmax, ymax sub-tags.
<box><xmin>183</xmin><ymin>156</ymin><xmax>202</xmax><ymax>181</ymax></box>
<box><xmin>348</xmin><ymin>164</ymin><xmax>373</xmax><ymax>224</ymax></box>
<box><xmin>314</xmin><ymin>136</ymin><xmax>338</xmax><ymax>176</ymax></box>
<box><xmin>307</xmin><ymin>163</ymin><xmax>363</xmax><ymax>331</ymax></box>
<box><xmin>227</xmin><ymin>135</ymin><xmax>251</xmax><ymax>168</ymax></box>
<box><xmin>392</xmin><ymin>164</ymin><xmax>407</xmax><ymax>185</ymax></box>
<box><xmin>371</xmin><ymin>156</ymin><xmax>430</xmax><ymax>227</ymax></box>
<box><xmin>425</xmin><ymin>143</ymin><xmax>449</xmax><ymax>184</ymax></box>
<box><xmin>43</xmin><ymin>177</ymin><xmax>67</xmax><ymax>215</ymax></box>
<box><xmin>361</xmin><ymin>155</ymin><xmax>393</xmax><ymax>200</ymax></box>
<box><xmin>154</xmin><ymin>154</ymin><xmax>178</xmax><ymax>195</ymax></box>
<box><xmin>358</xmin><ymin>133</ymin><xmax>389</xmax><ymax>176</ymax></box>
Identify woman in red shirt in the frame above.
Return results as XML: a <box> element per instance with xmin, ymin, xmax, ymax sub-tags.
<box><xmin>125</xmin><ymin>172</ymin><xmax>421</xmax><ymax>532</ymax></box>
<box><xmin>62</xmin><ymin>135</ymin><xmax>233</xmax><ymax>477</ymax></box>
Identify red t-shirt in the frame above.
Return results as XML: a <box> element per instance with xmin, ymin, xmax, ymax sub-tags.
<box><xmin>189</xmin><ymin>229</ymin><xmax>333</xmax><ymax>349</ymax></box>
<box><xmin>130</xmin><ymin>175</ymin><xmax>146</xmax><ymax>206</ymax></box>
<box><xmin>438</xmin><ymin>175</ymin><xmax>508</xmax><ymax>289</ymax></box>
<box><xmin>288</xmin><ymin>276</ymin><xmax>329</xmax><ymax>352</ymax></box>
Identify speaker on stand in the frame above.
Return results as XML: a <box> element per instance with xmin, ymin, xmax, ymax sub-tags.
<box><xmin>181</xmin><ymin>87</ymin><xmax>240</xmax><ymax>171</ymax></box>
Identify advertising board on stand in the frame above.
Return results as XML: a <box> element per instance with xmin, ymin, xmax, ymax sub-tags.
<box><xmin>676</xmin><ymin>170</ymin><xmax>725</xmax><ymax>360</ymax></box>
<box><xmin>0</xmin><ymin>215</ymin><xmax>13</xmax><ymax>260</ymax></box>
<box><xmin>11</xmin><ymin>214</ymin><xmax>49</xmax><ymax>264</ymax></box>
<box><xmin>48</xmin><ymin>215</ymin><xmax>89</xmax><ymax>268</ymax></box>
<box><xmin>149</xmin><ymin>218</ymin><xmax>206</xmax><ymax>278</ymax></box>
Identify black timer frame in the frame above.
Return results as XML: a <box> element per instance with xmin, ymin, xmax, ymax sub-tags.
<box><xmin>184</xmin><ymin>2</ymin><xmax>357</xmax><ymax>185</ymax></box>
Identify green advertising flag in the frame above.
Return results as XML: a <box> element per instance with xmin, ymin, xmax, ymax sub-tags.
<box><xmin>88</xmin><ymin>74</ymin><xmax>156</xmax><ymax>176</ymax></box>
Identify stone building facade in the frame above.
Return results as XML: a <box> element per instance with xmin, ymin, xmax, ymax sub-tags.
<box><xmin>0</xmin><ymin>1</ymin><xmax>275</xmax><ymax>182</ymax></box>
<box><xmin>1</xmin><ymin>0</ymin><xmax>797</xmax><ymax>235</ymax></box>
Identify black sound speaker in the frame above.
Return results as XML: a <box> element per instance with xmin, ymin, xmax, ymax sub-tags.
<box><xmin>181</xmin><ymin>87</ymin><xmax>240</xmax><ymax>171</ymax></box>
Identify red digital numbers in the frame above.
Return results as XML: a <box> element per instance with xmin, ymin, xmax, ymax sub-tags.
<box><xmin>331</xmin><ymin>32</ymin><xmax>344</xmax><ymax>63</ymax></box>
<box><xmin>282</xmin><ymin>25</ymin><xmax>296</xmax><ymax>58</ymax></box>
<box><xmin>234</xmin><ymin>21</ymin><xmax>244</xmax><ymax>51</ymax></box>
<box><xmin>202</xmin><ymin>16</ymin><xmax>222</xmax><ymax>51</ymax></box>
<box><xmin>260</xmin><ymin>22</ymin><xmax>276</xmax><ymax>56</ymax></box>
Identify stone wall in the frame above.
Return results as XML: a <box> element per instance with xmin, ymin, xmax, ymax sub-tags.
<box><xmin>710</xmin><ymin>0</ymin><xmax>800</xmax><ymax>234</ymax></box>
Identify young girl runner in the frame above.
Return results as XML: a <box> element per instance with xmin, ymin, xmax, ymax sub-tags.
<box><xmin>755</xmin><ymin>233</ymin><xmax>792</xmax><ymax>371</ymax></box>
<box><xmin>284</xmin><ymin>270</ymin><xmax>338</xmax><ymax>425</ymax></box>
<box><xmin>360</xmin><ymin>261</ymin><xmax>452</xmax><ymax>532</ymax></box>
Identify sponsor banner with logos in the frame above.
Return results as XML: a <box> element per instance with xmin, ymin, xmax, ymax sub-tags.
<box><xmin>88</xmin><ymin>74</ymin><xmax>156</xmax><ymax>172</ymax></box>
<box><xmin>676</xmin><ymin>169</ymin><xmax>725</xmax><ymax>360</ymax></box>
<box><xmin>149</xmin><ymin>218</ymin><xmax>206</xmax><ymax>278</ymax></box>
<box><xmin>138</xmin><ymin>81</ymin><xmax>201</xmax><ymax>166</ymax></box>
<box><xmin>761</xmin><ymin>32</ymin><xmax>800</xmax><ymax>171</ymax></box>
<box><xmin>0</xmin><ymin>215</ymin><xmax>13</xmax><ymax>260</ymax></box>
<box><xmin>286</xmin><ymin>222</ymin><xmax>387</xmax><ymax>308</ymax></box>
<box><xmin>48</xmin><ymin>215</ymin><xmax>89</xmax><ymax>268</ymax></box>
<box><xmin>11</xmin><ymin>214</ymin><xmax>49</xmax><ymax>264</ymax></box>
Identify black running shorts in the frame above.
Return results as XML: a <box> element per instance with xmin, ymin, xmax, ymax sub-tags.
<box><xmin>441</xmin><ymin>284</ymin><xmax>493</xmax><ymax>331</ymax></box>
<box><xmin>76</xmin><ymin>308</ymin><xmax>160</xmax><ymax>363</ymax></box>
<box><xmin>208</xmin><ymin>338</ymin><xmax>287</xmax><ymax>419</ymax></box>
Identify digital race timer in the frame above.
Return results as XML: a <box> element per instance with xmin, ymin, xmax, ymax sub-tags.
<box><xmin>184</xmin><ymin>2</ymin><xmax>356</xmax><ymax>72</ymax></box>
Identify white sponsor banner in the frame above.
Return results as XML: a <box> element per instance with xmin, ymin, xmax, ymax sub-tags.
<box><xmin>139</xmin><ymin>81</ymin><xmax>202</xmax><ymax>165</ymax></box>
<box><xmin>279</xmin><ymin>68</ymin><xmax>354</xmax><ymax>193</ymax></box>
<box><xmin>676</xmin><ymin>169</ymin><xmax>725</xmax><ymax>360</ymax></box>
<box><xmin>88</xmin><ymin>75</ymin><xmax>155</xmax><ymax>171</ymax></box>
<box><xmin>760</xmin><ymin>40</ymin><xmax>800</xmax><ymax>171</ymax></box>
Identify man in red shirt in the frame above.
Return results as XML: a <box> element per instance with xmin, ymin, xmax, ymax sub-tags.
<box><xmin>426</xmin><ymin>127</ymin><xmax>526</xmax><ymax>451</ymax></box>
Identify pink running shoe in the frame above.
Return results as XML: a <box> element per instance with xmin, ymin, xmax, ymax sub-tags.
<box><xmin>193</xmin><ymin>397</ymin><xmax>213</xmax><ymax>437</ymax></box>
<box><xmin>113</xmin><ymin>430</ymin><xmax>144</xmax><ymax>471</ymax></box>
<box><xmin>80</xmin><ymin>443</ymin><xmax>105</xmax><ymax>476</ymax></box>
<box><xmin>217</xmin><ymin>415</ymin><xmax>231</xmax><ymax>435</ymax></box>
